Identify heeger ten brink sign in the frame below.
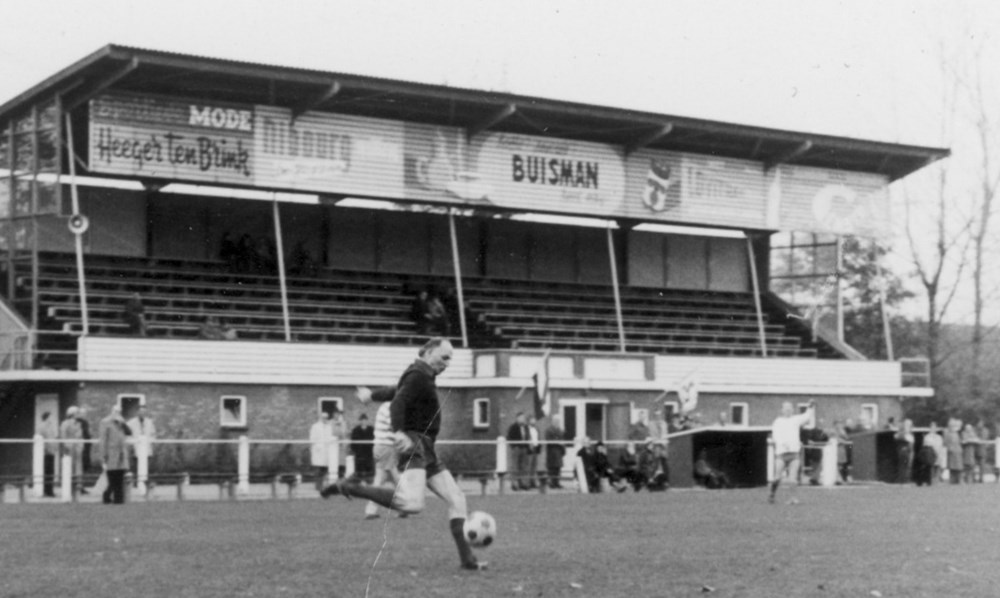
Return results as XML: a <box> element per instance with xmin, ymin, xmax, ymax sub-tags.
<box><xmin>89</xmin><ymin>93</ymin><xmax>253</xmax><ymax>185</ymax></box>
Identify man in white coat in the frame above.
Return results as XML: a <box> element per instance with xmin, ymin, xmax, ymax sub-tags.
<box><xmin>309</xmin><ymin>411</ymin><xmax>333</xmax><ymax>491</ymax></box>
<box><xmin>769</xmin><ymin>400</ymin><xmax>816</xmax><ymax>505</ymax></box>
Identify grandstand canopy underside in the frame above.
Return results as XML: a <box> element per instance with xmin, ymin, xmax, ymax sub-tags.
<box><xmin>0</xmin><ymin>46</ymin><xmax>944</xmax><ymax>474</ymax></box>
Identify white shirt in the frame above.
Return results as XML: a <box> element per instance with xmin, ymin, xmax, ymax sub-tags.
<box><xmin>771</xmin><ymin>411</ymin><xmax>813</xmax><ymax>454</ymax></box>
<box><xmin>374</xmin><ymin>402</ymin><xmax>394</xmax><ymax>447</ymax></box>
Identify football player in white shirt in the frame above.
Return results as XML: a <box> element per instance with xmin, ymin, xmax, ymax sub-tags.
<box><xmin>769</xmin><ymin>400</ymin><xmax>816</xmax><ymax>504</ymax></box>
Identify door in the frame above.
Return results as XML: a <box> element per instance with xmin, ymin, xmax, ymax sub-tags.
<box><xmin>559</xmin><ymin>399</ymin><xmax>609</xmax><ymax>442</ymax></box>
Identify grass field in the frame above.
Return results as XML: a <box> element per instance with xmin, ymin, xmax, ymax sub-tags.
<box><xmin>2</xmin><ymin>483</ymin><xmax>999</xmax><ymax>597</ymax></box>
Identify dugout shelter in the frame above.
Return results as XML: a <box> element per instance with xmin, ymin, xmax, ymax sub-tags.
<box><xmin>0</xmin><ymin>45</ymin><xmax>947</xmax><ymax>480</ymax></box>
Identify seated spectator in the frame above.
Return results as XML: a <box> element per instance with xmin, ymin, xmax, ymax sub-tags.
<box><xmin>410</xmin><ymin>287</ymin><xmax>449</xmax><ymax>336</ymax></box>
<box><xmin>635</xmin><ymin>438</ymin><xmax>669</xmax><ymax>491</ymax></box>
<box><xmin>618</xmin><ymin>442</ymin><xmax>640</xmax><ymax>487</ymax></box>
<box><xmin>288</xmin><ymin>241</ymin><xmax>319</xmax><ymax>277</ymax></box>
<box><xmin>198</xmin><ymin>316</ymin><xmax>237</xmax><ymax>340</ymax></box>
<box><xmin>693</xmin><ymin>449</ymin><xmax>731</xmax><ymax>489</ymax></box>
<box><xmin>576</xmin><ymin>440</ymin><xmax>626</xmax><ymax>493</ymax></box>
<box><xmin>594</xmin><ymin>441</ymin><xmax>628</xmax><ymax>493</ymax></box>
<box><xmin>122</xmin><ymin>293</ymin><xmax>148</xmax><ymax>337</ymax></box>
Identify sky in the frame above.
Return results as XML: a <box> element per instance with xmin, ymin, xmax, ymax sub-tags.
<box><xmin>0</xmin><ymin>0</ymin><xmax>997</xmax><ymax>323</ymax></box>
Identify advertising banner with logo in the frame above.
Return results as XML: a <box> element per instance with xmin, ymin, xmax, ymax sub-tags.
<box><xmin>89</xmin><ymin>93</ymin><xmax>254</xmax><ymax>185</ymax></box>
<box><xmin>466</xmin><ymin>132</ymin><xmax>626</xmax><ymax>215</ymax></box>
<box><xmin>253</xmin><ymin>106</ymin><xmax>405</xmax><ymax>198</ymax></box>
<box><xmin>624</xmin><ymin>150</ymin><xmax>768</xmax><ymax>229</ymax></box>
<box><xmin>774</xmin><ymin>165</ymin><xmax>890</xmax><ymax>236</ymax></box>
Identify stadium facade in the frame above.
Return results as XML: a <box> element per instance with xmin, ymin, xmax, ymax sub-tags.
<box><xmin>0</xmin><ymin>45</ymin><xmax>947</xmax><ymax>477</ymax></box>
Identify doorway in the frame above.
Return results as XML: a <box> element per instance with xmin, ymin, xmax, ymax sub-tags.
<box><xmin>559</xmin><ymin>399</ymin><xmax>608</xmax><ymax>442</ymax></box>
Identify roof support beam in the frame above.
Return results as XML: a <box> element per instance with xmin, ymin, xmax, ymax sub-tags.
<box><xmin>291</xmin><ymin>80</ymin><xmax>341</xmax><ymax>120</ymax></box>
<box><xmin>625</xmin><ymin>123</ymin><xmax>673</xmax><ymax>155</ymax></box>
<box><xmin>467</xmin><ymin>103</ymin><xmax>516</xmax><ymax>139</ymax></box>
<box><xmin>62</xmin><ymin>57</ymin><xmax>139</xmax><ymax>111</ymax></box>
<box><xmin>764</xmin><ymin>140</ymin><xmax>812</xmax><ymax>171</ymax></box>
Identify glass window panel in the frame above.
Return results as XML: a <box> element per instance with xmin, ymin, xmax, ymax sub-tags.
<box><xmin>12</xmin><ymin>219</ymin><xmax>32</xmax><ymax>250</ymax></box>
<box><xmin>37</xmin><ymin>129</ymin><xmax>58</xmax><ymax>172</ymax></box>
<box><xmin>0</xmin><ymin>127</ymin><xmax>8</xmax><ymax>170</ymax></box>
<box><xmin>13</xmin><ymin>133</ymin><xmax>33</xmax><ymax>172</ymax></box>
<box><xmin>13</xmin><ymin>113</ymin><xmax>32</xmax><ymax>133</ymax></box>
<box><xmin>36</xmin><ymin>180</ymin><xmax>58</xmax><ymax>214</ymax></box>
<box><xmin>37</xmin><ymin>101</ymin><xmax>57</xmax><ymax>130</ymax></box>
<box><xmin>12</xmin><ymin>178</ymin><xmax>31</xmax><ymax>216</ymax></box>
<box><xmin>0</xmin><ymin>177</ymin><xmax>9</xmax><ymax>218</ymax></box>
<box><xmin>814</xmin><ymin>244</ymin><xmax>837</xmax><ymax>275</ymax></box>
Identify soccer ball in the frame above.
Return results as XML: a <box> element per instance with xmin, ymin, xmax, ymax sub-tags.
<box><xmin>464</xmin><ymin>511</ymin><xmax>496</xmax><ymax>548</ymax></box>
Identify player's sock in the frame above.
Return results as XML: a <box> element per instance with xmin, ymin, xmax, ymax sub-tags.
<box><xmin>450</xmin><ymin>518</ymin><xmax>477</xmax><ymax>567</ymax></box>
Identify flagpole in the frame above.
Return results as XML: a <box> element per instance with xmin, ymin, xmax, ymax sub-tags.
<box><xmin>606</xmin><ymin>222</ymin><xmax>626</xmax><ymax>353</ymax></box>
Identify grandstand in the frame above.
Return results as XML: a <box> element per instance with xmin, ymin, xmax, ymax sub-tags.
<box><xmin>0</xmin><ymin>45</ymin><xmax>946</xmax><ymax>479</ymax></box>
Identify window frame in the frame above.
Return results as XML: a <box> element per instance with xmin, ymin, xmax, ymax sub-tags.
<box><xmin>220</xmin><ymin>395</ymin><xmax>247</xmax><ymax>429</ymax></box>
<box><xmin>472</xmin><ymin>398</ymin><xmax>490</xmax><ymax>429</ymax></box>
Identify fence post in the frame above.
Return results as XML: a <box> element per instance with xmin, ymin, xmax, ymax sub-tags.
<box><xmin>136</xmin><ymin>435</ymin><xmax>150</xmax><ymax>498</ymax></box>
<box><xmin>819</xmin><ymin>439</ymin><xmax>837</xmax><ymax>487</ymax></box>
<box><xmin>32</xmin><ymin>434</ymin><xmax>44</xmax><ymax>498</ymax></box>
<box><xmin>766</xmin><ymin>437</ymin><xmax>775</xmax><ymax>482</ymax></box>
<box><xmin>60</xmin><ymin>454</ymin><xmax>73</xmax><ymax>502</ymax></box>
<box><xmin>495</xmin><ymin>436</ymin><xmax>508</xmax><ymax>494</ymax></box>
<box><xmin>237</xmin><ymin>435</ymin><xmax>250</xmax><ymax>495</ymax></box>
<box><xmin>345</xmin><ymin>454</ymin><xmax>355</xmax><ymax>479</ymax></box>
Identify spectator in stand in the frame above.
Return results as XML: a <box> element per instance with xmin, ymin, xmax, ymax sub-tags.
<box><xmin>694</xmin><ymin>449</ymin><xmax>732</xmax><ymax>489</ymax></box>
<box><xmin>350</xmin><ymin>413</ymin><xmax>375</xmax><ymax>481</ymax></box>
<box><xmin>961</xmin><ymin>421</ymin><xmax>980</xmax><ymax>484</ymax></box>
<box><xmin>126</xmin><ymin>404</ymin><xmax>156</xmax><ymax>489</ymax></box>
<box><xmin>410</xmin><ymin>289</ymin><xmax>434</xmax><ymax>335</ymax></box>
<box><xmin>543</xmin><ymin>415</ymin><xmax>567</xmax><ymax>489</ymax></box>
<box><xmin>636</xmin><ymin>438</ymin><xmax>669</xmax><ymax>491</ymax></box>
<box><xmin>944</xmin><ymin>418</ymin><xmax>963</xmax><ymax>484</ymax></box>
<box><xmin>235</xmin><ymin>234</ymin><xmax>258</xmax><ymax>274</ymax></box>
<box><xmin>198</xmin><ymin>315</ymin><xmax>237</xmax><ymax>340</ymax></box>
<box><xmin>526</xmin><ymin>415</ymin><xmax>541</xmax><ymax>490</ymax></box>
<box><xmin>38</xmin><ymin>411</ymin><xmax>58</xmax><ymax>497</ymax></box>
<box><xmin>628</xmin><ymin>413</ymin><xmax>650</xmax><ymax>442</ymax></box>
<box><xmin>894</xmin><ymin>419</ymin><xmax>915</xmax><ymax>484</ymax></box>
<box><xmin>309</xmin><ymin>411</ymin><xmax>333</xmax><ymax>491</ymax></box>
<box><xmin>99</xmin><ymin>405</ymin><xmax>132</xmax><ymax>504</ymax></box>
<box><xmin>288</xmin><ymin>241</ymin><xmax>319</xmax><ymax>277</ymax></box>
<box><xmin>59</xmin><ymin>406</ymin><xmax>85</xmax><ymax>491</ymax></box>
<box><xmin>464</xmin><ymin>303</ymin><xmax>503</xmax><ymax>348</ymax></box>
<box><xmin>219</xmin><ymin>231</ymin><xmax>239</xmax><ymax>273</ymax></box>
<box><xmin>122</xmin><ymin>293</ymin><xmax>148</xmax><ymax>337</ymax></box>
<box><xmin>506</xmin><ymin>412</ymin><xmax>532</xmax><ymax>491</ymax></box>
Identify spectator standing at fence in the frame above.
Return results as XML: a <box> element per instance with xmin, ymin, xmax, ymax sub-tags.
<box><xmin>894</xmin><ymin>419</ymin><xmax>915</xmax><ymax>485</ymax></box>
<box><xmin>526</xmin><ymin>415</ymin><xmax>542</xmax><ymax>490</ymax></box>
<box><xmin>506</xmin><ymin>412</ymin><xmax>532</xmax><ymax>491</ymax></box>
<box><xmin>38</xmin><ymin>411</ymin><xmax>58</xmax><ymax>497</ymax></box>
<box><xmin>99</xmin><ymin>405</ymin><xmax>132</xmax><ymax>504</ymax></box>
<box><xmin>975</xmin><ymin>421</ymin><xmax>990</xmax><ymax>482</ymax></box>
<box><xmin>544</xmin><ymin>415</ymin><xmax>567</xmax><ymax>489</ymax></box>
<box><xmin>127</xmin><ymin>404</ymin><xmax>156</xmax><ymax>488</ymax></box>
<box><xmin>944</xmin><ymin>418</ymin><xmax>963</xmax><ymax>484</ymax></box>
<box><xmin>350</xmin><ymin>413</ymin><xmax>375</xmax><ymax>480</ymax></box>
<box><xmin>922</xmin><ymin>422</ymin><xmax>946</xmax><ymax>483</ymax></box>
<box><xmin>122</xmin><ymin>293</ymin><xmax>148</xmax><ymax>337</ymax></box>
<box><xmin>768</xmin><ymin>400</ymin><xmax>815</xmax><ymax>505</ymax></box>
<box><xmin>309</xmin><ymin>411</ymin><xmax>333</xmax><ymax>491</ymax></box>
<box><xmin>961</xmin><ymin>421</ymin><xmax>980</xmax><ymax>484</ymax></box>
<box><xmin>59</xmin><ymin>406</ymin><xmax>85</xmax><ymax>491</ymax></box>
<box><xmin>320</xmin><ymin>338</ymin><xmax>485</xmax><ymax>571</ymax></box>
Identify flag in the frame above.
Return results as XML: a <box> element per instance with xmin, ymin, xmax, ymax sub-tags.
<box><xmin>678</xmin><ymin>370</ymin><xmax>699</xmax><ymax>414</ymax></box>
<box><xmin>532</xmin><ymin>350</ymin><xmax>552</xmax><ymax>419</ymax></box>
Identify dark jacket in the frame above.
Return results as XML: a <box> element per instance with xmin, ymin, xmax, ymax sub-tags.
<box><xmin>389</xmin><ymin>360</ymin><xmax>441</xmax><ymax>437</ymax></box>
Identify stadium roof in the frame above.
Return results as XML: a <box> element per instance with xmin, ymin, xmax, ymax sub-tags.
<box><xmin>1</xmin><ymin>44</ymin><xmax>949</xmax><ymax>181</ymax></box>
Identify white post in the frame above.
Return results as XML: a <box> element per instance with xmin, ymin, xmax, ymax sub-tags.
<box><xmin>272</xmin><ymin>197</ymin><xmax>292</xmax><ymax>342</ymax></box>
<box><xmin>60</xmin><ymin>454</ymin><xmax>73</xmax><ymax>501</ymax></box>
<box><xmin>344</xmin><ymin>454</ymin><xmax>355</xmax><ymax>479</ymax></box>
<box><xmin>574</xmin><ymin>456</ymin><xmax>589</xmax><ymax>494</ymax></box>
<box><xmin>64</xmin><ymin>114</ymin><xmax>89</xmax><ymax>335</ymax></box>
<box><xmin>606</xmin><ymin>223</ymin><xmax>626</xmax><ymax>352</ymax></box>
<box><xmin>495</xmin><ymin>436</ymin><xmax>508</xmax><ymax>474</ymax></box>
<box><xmin>448</xmin><ymin>209</ymin><xmax>469</xmax><ymax>348</ymax></box>
<box><xmin>820</xmin><ymin>438</ymin><xmax>837</xmax><ymax>487</ymax></box>
<box><xmin>136</xmin><ymin>435</ymin><xmax>149</xmax><ymax>497</ymax></box>
<box><xmin>746</xmin><ymin>236</ymin><xmax>768</xmax><ymax>357</ymax></box>
<box><xmin>766</xmin><ymin>436</ymin><xmax>775</xmax><ymax>483</ymax></box>
<box><xmin>237</xmin><ymin>435</ymin><xmax>250</xmax><ymax>495</ymax></box>
<box><xmin>326</xmin><ymin>439</ymin><xmax>340</xmax><ymax>483</ymax></box>
<box><xmin>32</xmin><ymin>434</ymin><xmax>44</xmax><ymax>498</ymax></box>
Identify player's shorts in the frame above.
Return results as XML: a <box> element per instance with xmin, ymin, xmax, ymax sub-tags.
<box><xmin>777</xmin><ymin>451</ymin><xmax>800</xmax><ymax>465</ymax></box>
<box><xmin>373</xmin><ymin>443</ymin><xmax>398</xmax><ymax>472</ymax></box>
<box><xmin>397</xmin><ymin>431</ymin><xmax>446</xmax><ymax>477</ymax></box>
